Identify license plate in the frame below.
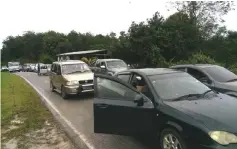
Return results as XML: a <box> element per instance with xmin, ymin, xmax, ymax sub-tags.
<box><xmin>82</xmin><ymin>86</ymin><xmax>93</xmax><ymax>90</ymax></box>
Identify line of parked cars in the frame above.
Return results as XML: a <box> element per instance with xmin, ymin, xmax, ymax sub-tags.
<box><xmin>45</xmin><ymin>58</ymin><xmax>237</xmax><ymax>149</ymax></box>
<box><xmin>1</xmin><ymin>62</ymin><xmax>52</xmax><ymax>75</ymax></box>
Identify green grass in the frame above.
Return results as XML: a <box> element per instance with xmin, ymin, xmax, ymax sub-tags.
<box><xmin>1</xmin><ymin>72</ymin><xmax>52</xmax><ymax>143</ymax></box>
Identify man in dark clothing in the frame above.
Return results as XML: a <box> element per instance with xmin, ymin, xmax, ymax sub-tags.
<box><xmin>38</xmin><ymin>63</ymin><xmax>40</xmax><ymax>75</ymax></box>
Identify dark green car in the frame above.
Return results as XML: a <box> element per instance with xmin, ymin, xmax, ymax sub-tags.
<box><xmin>93</xmin><ymin>68</ymin><xmax>237</xmax><ymax>149</ymax></box>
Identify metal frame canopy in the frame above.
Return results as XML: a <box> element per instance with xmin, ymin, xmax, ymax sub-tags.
<box><xmin>57</xmin><ymin>49</ymin><xmax>108</xmax><ymax>61</ymax></box>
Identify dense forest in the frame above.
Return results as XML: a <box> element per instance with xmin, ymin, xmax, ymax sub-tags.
<box><xmin>1</xmin><ymin>1</ymin><xmax>237</xmax><ymax>73</ymax></box>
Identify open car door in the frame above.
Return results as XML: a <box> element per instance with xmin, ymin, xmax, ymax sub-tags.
<box><xmin>93</xmin><ymin>74</ymin><xmax>155</xmax><ymax>136</ymax></box>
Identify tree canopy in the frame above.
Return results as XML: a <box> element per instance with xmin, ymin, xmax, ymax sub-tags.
<box><xmin>1</xmin><ymin>1</ymin><xmax>236</xmax><ymax>73</ymax></box>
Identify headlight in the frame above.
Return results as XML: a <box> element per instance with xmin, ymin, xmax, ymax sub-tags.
<box><xmin>209</xmin><ymin>131</ymin><xmax>237</xmax><ymax>145</ymax></box>
<box><xmin>66</xmin><ymin>80</ymin><xmax>79</xmax><ymax>86</ymax></box>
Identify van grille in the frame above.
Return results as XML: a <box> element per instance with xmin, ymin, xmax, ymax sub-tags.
<box><xmin>79</xmin><ymin>80</ymin><xmax>93</xmax><ymax>85</ymax></box>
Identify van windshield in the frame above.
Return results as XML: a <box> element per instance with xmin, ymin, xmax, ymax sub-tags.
<box><xmin>62</xmin><ymin>63</ymin><xmax>91</xmax><ymax>74</ymax></box>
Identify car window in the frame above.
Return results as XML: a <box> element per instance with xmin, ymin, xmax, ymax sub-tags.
<box><xmin>101</xmin><ymin>62</ymin><xmax>106</xmax><ymax>67</ymax></box>
<box><xmin>96</xmin><ymin>77</ymin><xmax>137</xmax><ymax>101</ymax></box>
<box><xmin>187</xmin><ymin>68</ymin><xmax>210</xmax><ymax>83</ymax></box>
<box><xmin>106</xmin><ymin>60</ymin><xmax>127</xmax><ymax>69</ymax></box>
<box><xmin>57</xmin><ymin>65</ymin><xmax>61</xmax><ymax>74</ymax></box>
<box><xmin>148</xmin><ymin>72</ymin><xmax>210</xmax><ymax>100</ymax></box>
<box><xmin>130</xmin><ymin>73</ymin><xmax>153</xmax><ymax>100</ymax></box>
<box><xmin>40</xmin><ymin>65</ymin><xmax>47</xmax><ymax>69</ymax></box>
<box><xmin>202</xmin><ymin>66</ymin><xmax>237</xmax><ymax>82</ymax></box>
<box><xmin>51</xmin><ymin>64</ymin><xmax>55</xmax><ymax>72</ymax></box>
<box><xmin>117</xmin><ymin>74</ymin><xmax>130</xmax><ymax>82</ymax></box>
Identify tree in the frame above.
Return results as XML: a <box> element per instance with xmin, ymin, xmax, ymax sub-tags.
<box><xmin>168</xmin><ymin>1</ymin><xmax>235</xmax><ymax>38</ymax></box>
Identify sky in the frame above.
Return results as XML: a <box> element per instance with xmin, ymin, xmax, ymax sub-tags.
<box><xmin>0</xmin><ymin>0</ymin><xmax>237</xmax><ymax>48</ymax></box>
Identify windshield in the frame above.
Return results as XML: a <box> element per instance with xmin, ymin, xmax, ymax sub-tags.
<box><xmin>8</xmin><ymin>63</ymin><xmax>19</xmax><ymax>67</ymax></box>
<box><xmin>62</xmin><ymin>63</ymin><xmax>91</xmax><ymax>74</ymax></box>
<box><xmin>106</xmin><ymin>60</ymin><xmax>127</xmax><ymax>69</ymax></box>
<box><xmin>202</xmin><ymin>66</ymin><xmax>237</xmax><ymax>82</ymax></box>
<box><xmin>148</xmin><ymin>72</ymin><xmax>211</xmax><ymax>100</ymax></box>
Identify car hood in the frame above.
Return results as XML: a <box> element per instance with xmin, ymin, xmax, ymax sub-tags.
<box><xmin>164</xmin><ymin>94</ymin><xmax>237</xmax><ymax>133</ymax></box>
<box><xmin>63</xmin><ymin>72</ymin><xmax>94</xmax><ymax>81</ymax></box>
<box><xmin>219</xmin><ymin>81</ymin><xmax>237</xmax><ymax>92</ymax></box>
<box><xmin>108</xmin><ymin>67</ymin><xmax>128</xmax><ymax>73</ymax></box>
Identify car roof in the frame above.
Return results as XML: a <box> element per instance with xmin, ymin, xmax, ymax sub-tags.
<box><xmin>126</xmin><ymin>68</ymin><xmax>182</xmax><ymax>76</ymax></box>
<box><xmin>171</xmin><ymin>64</ymin><xmax>218</xmax><ymax>69</ymax></box>
<box><xmin>97</xmin><ymin>59</ymin><xmax>123</xmax><ymax>62</ymax></box>
<box><xmin>53</xmin><ymin>60</ymin><xmax>85</xmax><ymax>65</ymax></box>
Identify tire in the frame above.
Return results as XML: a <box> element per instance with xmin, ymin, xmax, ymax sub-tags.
<box><xmin>160</xmin><ymin>128</ymin><xmax>187</xmax><ymax>149</ymax></box>
<box><xmin>50</xmin><ymin>81</ymin><xmax>55</xmax><ymax>92</ymax></box>
<box><xmin>61</xmin><ymin>86</ymin><xmax>68</xmax><ymax>99</ymax></box>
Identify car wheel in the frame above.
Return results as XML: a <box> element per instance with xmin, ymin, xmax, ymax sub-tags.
<box><xmin>50</xmin><ymin>82</ymin><xmax>55</xmax><ymax>92</ymax></box>
<box><xmin>160</xmin><ymin>128</ymin><xmax>187</xmax><ymax>149</ymax></box>
<box><xmin>61</xmin><ymin>86</ymin><xmax>68</xmax><ymax>99</ymax></box>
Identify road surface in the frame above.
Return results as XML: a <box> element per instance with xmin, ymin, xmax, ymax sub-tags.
<box><xmin>18</xmin><ymin>72</ymin><xmax>158</xmax><ymax>149</ymax></box>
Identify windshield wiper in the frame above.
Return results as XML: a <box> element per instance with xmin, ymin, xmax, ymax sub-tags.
<box><xmin>226</xmin><ymin>78</ymin><xmax>237</xmax><ymax>82</ymax></box>
<box><xmin>171</xmin><ymin>94</ymin><xmax>201</xmax><ymax>101</ymax></box>
<box><xmin>201</xmin><ymin>90</ymin><xmax>213</xmax><ymax>96</ymax></box>
<box><xmin>201</xmin><ymin>89</ymin><xmax>219</xmax><ymax>97</ymax></box>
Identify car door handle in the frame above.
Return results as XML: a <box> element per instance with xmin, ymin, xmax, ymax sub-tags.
<box><xmin>97</xmin><ymin>104</ymin><xmax>108</xmax><ymax>108</ymax></box>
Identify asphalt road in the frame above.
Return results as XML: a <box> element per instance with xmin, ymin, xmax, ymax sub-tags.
<box><xmin>18</xmin><ymin>72</ymin><xmax>158</xmax><ymax>149</ymax></box>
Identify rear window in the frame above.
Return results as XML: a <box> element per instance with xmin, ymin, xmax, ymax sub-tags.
<box><xmin>202</xmin><ymin>66</ymin><xmax>237</xmax><ymax>82</ymax></box>
<box><xmin>40</xmin><ymin>65</ymin><xmax>47</xmax><ymax>69</ymax></box>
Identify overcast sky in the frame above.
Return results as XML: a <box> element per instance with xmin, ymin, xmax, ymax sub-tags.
<box><xmin>0</xmin><ymin>0</ymin><xmax>237</xmax><ymax>48</ymax></box>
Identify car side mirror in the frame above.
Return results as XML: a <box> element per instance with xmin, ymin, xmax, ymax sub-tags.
<box><xmin>100</xmin><ymin>65</ymin><xmax>106</xmax><ymax>69</ymax></box>
<box><xmin>134</xmin><ymin>94</ymin><xmax>144</xmax><ymax>106</ymax></box>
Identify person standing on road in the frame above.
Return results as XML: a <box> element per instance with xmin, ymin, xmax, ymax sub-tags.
<box><xmin>38</xmin><ymin>63</ymin><xmax>40</xmax><ymax>75</ymax></box>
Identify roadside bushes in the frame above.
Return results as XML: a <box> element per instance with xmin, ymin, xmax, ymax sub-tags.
<box><xmin>229</xmin><ymin>64</ymin><xmax>237</xmax><ymax>74</ymax></box>
<box><xmin>40</xmin><ymin>55</ymin><xmax>53</xmax><ymax>64</ymax></box>
<box><xmin>175</xmin><ymin>52</ymin><xmax>218</xmax><ymax>65</ymax></box>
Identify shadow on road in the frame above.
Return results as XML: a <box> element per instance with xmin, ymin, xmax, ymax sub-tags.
<box><xmin>69</xmin><ymin>93</ymin><xmax>94</xmax><ymax>100</ymax></box>
<box><xmin>135</xmin><ymin>135</ymin><xmax>160</xmax><ymax>149</ymax></box>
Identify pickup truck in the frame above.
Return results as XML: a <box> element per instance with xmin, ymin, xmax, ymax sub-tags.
<box><xmin>90</xmin><ymin>59</ymin><xmax>129</xmax><ymax>76</ymax></box>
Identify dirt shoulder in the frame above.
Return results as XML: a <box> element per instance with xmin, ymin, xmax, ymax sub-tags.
<box><xmin>1</xmin><ymin>72</ymin><xmax>75</xmax><ymax>149</ymax></box>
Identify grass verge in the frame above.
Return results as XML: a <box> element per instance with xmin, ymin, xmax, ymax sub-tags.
<box><xmin>1</xmin><ymin>72</ymin><xmax>52</xmax><ymax>148</ymax></box>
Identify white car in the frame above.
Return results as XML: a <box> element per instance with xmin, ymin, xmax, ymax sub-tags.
<box><xmin>38</xmin><ymin>64</ymin><xmax>48</xmax><ymax>76</ymax></box>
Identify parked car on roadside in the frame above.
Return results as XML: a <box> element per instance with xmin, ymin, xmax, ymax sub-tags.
<box><xmin>49</xmin><ymin>60</ymin><xmax>94</xmax><ymax>99</ymax></box>
<box><xmin>23</xmin><ymin>63</ymin><xmax>31</xmax><ymax>72</ymax></box>
<box><xmin>90</xmin><ymin>59</ymin><xmax>129</xmax><ymax>76</ymax></box>
<box><xmin>38</xmin><ymin>64</ymin><xmax>48</xmax><ymax>76</ymax></box>
<box><xmin>29</xmin><ymin>64</ymin><xmax>36</xmax><ymax>72</ymax></box>
<box><xmin>171</xmin><ymin>64</ymin><xmax>237</xmax><ymax>98</ymax></box>
<box><xmin>1</xmin><ymin>66</ymin><xmax>9</xmax><ymax>72</ymax></box>
<box><xmin>8</xmin><ymin>62</ymin><xmax>21</xmax><ymax>72</ymax></box>
<box><xmin>93</xmin><ymin>68</ymin><xmax>237</xmax><ymax>149</ymax></box>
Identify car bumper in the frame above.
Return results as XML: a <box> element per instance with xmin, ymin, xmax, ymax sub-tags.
<box><xmin>64</xmin><ymin>84</ymin><xmax>94</xmax><ymax>95</ymax></box>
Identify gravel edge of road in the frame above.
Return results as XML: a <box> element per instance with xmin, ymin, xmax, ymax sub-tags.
<box><xmin>18</xmin><ymin>74</ymin><xmax>90</xmax><ymax>149</ymax></box>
